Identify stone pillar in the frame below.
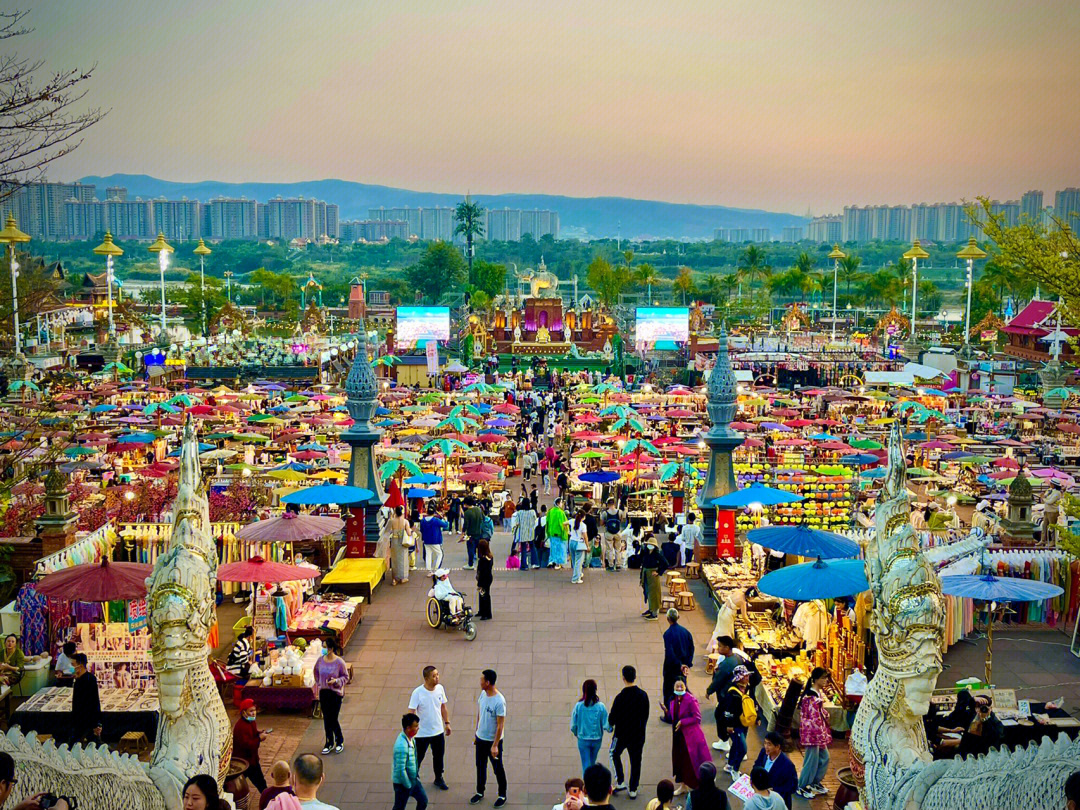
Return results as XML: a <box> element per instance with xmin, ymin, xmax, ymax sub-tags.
<box><xmin>342</xmin><ymin>324</ymin><xmax>386</xmax><ymax>555</ymax></box>
<box><xmin>694</xmin><ymin>325</ymin><xmax>744</xmax><ymax>560</ymax></box>
<box><xmin>35</xmin><ymin>467</ymin><xmax>77</xmax><ymax>558</ymax></box>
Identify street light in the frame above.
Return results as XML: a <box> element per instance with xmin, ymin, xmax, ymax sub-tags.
<box><xmin>93</xmin><ymin>232</ymin><xmax>123</xmax><ymax>339</ymax></box>
<box><xmin>956</xmin><ymin>236</ymin><xmax>987</xmax><ymax>354</ymax></box>
<box><xmin>903</xmin><ymin>239</ymin><xmax>930</xmax><ymax>343</ymax></box>
<box><xmin>147</xmin><ymin>232</ymin><xmax>174</xmax><ymax>341</ymax></box>
<box><xmin>0</xmin><ymin>214</ymin><xmax>30</xmax><ymax>356</ymax></box>
<box><xmin>828</xmin><ymin>244</ymin><xmax>846</xmax><ymax>343</ymax></box>
<box><xmin>193</xmin><ymin>238</ymin><xmax>212</xmax><ymax>336</ymax></box>
<box><xmin>224</xmin><ymin>270</ymin><xmax>234</xmax><ymax>304</ymax></box>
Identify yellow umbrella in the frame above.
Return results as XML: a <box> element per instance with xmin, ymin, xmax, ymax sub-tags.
<box><xmin>870</xmin><ymin>418</ymin><xmax>896</xmax><ymax>425</ymax></box>
<box><xmin>309</xmin><ymin>469</ymin><xmax>346</xmax><ymax>480</ymax></box>
<box><xmin>266</xmin><ymin>469</ymin><xmax>309</xmax><ymax>481</ymax></box>
<box><xmin>273</xmin><ymin>485</ymin><xmax>302</xmax><ymax>498</ymax></box>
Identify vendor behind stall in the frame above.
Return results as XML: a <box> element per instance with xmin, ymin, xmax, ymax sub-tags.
<box><xmin>54</xmin><ymin>641</ymin><xmax>77</xmax><ymax>686</ymax></box>
<box><xmin>227</xmin><ymin>626</ymin><xmax>256</xmax><ymax>684</ymax></box>
<box><xmin>0</xmin><ymin>634</ymin><xmax>25</xmax><ymax>687</ymax></box>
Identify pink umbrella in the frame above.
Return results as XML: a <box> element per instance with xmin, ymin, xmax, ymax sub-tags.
<box><xmin>236</xmin><ymin>513</ymin><xmax>344</xmax><ymax>543</ymax></box>
<box><xmin>919</xmin><ymin>440</ymin><xmax>954</xmax><ymax>450</ymax></box>
<box><xmin>462</xmin><ymin>462</ymin><xmax>502</xmax><ymax>474</ymax></box>
<box><xmin>666</xmin><ymin>409</ymin><xmax>697</xmax><ymax>418</ymax></box>
<box><xmin>993</xmin><ymin>457</ymin><xmax>1020</xmax><ymax>469</ymax></box>
<box><xmin>571</xmin><ymin>430</ymin><xmax>605</xmax><ymax>440</ymax></box>
<box><xmin>36</xmin><ymin>559</ymin><xmax>153</xmax><ymax>602</ymax></box>
<box><xmin>460</xmin><ymin>471</ymin><xmax>497</xmax><ymax>483</ymax></box>
<box><xmin>730</xmin><ymin>421</ymin><xmax>757</xmax><ymax>431</ymax></box>
<box><xmin>218</xmin><ymin>554</ymin><xmax>320</xmax><ymax>583</ymax></box>
<box><xmin>475</xmin><ymin>433</ymin><xmax>503</xmax><ymax>443</ymax></box>
<box><xmin>292</xmin><ymin>450</ymin><xmax>326</xmax><ymax>461</ymax></box>
<box><xmin>819</xmin><ymin>441</ymin><xmax>854</xmax><ymax>451</ymax></box>
<box><xmin>492</xmin><ymin>403</ymin><xmax>519</xmax><ymax>414</ymax></box>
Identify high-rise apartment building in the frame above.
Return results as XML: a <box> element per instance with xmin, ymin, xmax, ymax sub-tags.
<box><xmin>368</xmin><ymin>206</ymin><xmax>556</xmax><ymax>242</ymax></box>
<box><xmin>805</xmin><ymin>216</ymin><xmax>842</xmax><ymax>243</ymax></box>
<box><xmin>752</xmin><ymin>228</ymin><xmax>771</xmax><ymax>243</ymax></box>
<box><xmin>781</xmin><ymin>226</ymin><xmax>803</xmax><ymax>243</ymax></box>
<box><xmin>151</xmin><ymin>198</ymin><xmax>201</xmax><ymax>240</ymax></box>
<box><xmin>101</xmin><ymin>198</ymin><xmax>155</xmax><ymax>240</ymax></box>
<box><xmin>106</xmin><ymin>186</ymin><xmax>127</xmax><ymax>202</ymax></box>
<box><xmin>204</xmin><ymin>198</ymin><xmax>258</xmax><ymax>240</ymax></box>
<box><xmin>486</xmin><ymin>208</ymin><xmax>521</xmax><ymax>242</ymax></box>
<box><xmin>341</xmin><ymin>219</ymin><xmax>410</xmax><ymax>242</ymax></box>
<box><xmin>1021</xmin><ymin>190</ymin><xmax>1044</xmax><ymax>225</ymax></box>
<box><xmin>1053</xmin><ymin>188</ymin><xmax>1080</xmax><ymax>234</ymax></box>
<box><xmin>2</xmin><ymin>180</ymin><xmax>96</xmax><ymax>239</ymax></box>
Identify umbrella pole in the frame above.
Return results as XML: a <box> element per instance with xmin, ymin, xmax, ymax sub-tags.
<box><xmin>985</xmin><ymin>604</ymin><xmax>995</xmax><ymax>685</ymax></box>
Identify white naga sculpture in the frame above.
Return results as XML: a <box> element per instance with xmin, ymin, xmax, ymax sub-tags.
<box><xmin>851</xmin><ymin>422</ymin><xmax>1080</xmax><ymax>810</ymax></box>
<box><xmin>0</xmin><ymin>419</ymin><xmax>232</xmax><ymax>810</ymax></box>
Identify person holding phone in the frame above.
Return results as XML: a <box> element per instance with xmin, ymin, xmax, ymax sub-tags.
<box><xmin>233</xmin><ymin>699</ymin><xmax>270</xmax><ymax>792</ymax></box>
<box><xmin>315</xmin><ymin>641</ymin><xmax>350</xmax><ymax>755</ymax></box>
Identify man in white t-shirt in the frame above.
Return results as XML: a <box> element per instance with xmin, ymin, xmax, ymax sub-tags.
<box><xmin>408</xmin><ymin>665</ymin><xmax>451</xmax><ymax>791</ymax></box>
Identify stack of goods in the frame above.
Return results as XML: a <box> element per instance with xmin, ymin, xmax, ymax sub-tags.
<box><xmin>824</xmin><ymin>605</ymin><xmax>866</xmax><ymax>688</ymax></box>
<box><xmin>289</xmin><ymin>595</ymin><xmax>363</xmax><ymax>635</ymax></box>
<box><xmin>702</xmin><ymin>560</ymin><xmax>758</xmax><ymax>600</ymax></box>
<box><xmin>755</xmin><ymin>650</ymin><xmax>842</xmax><ymax>709</ymax></box>
<box><xmin>733</xmin><ymin>464</ymin><xmax>854</xmax><ymax>530</ymax></box>
<box><xmin>737</xmin><ymin>612</ymin><xmax>801</xmax><ymax>659</ymax></box>
<box><xmin>251</xmin><ymin>639</ymin><xmax>320</xmax><ymax>688</ymax></box>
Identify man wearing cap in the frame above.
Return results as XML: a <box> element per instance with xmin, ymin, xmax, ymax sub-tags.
<box><xmin>660</xmin><ymin>608</ymin><xmax>694</xmax><ymax>723</ymax></box>
<box><xmin>234</xmin><ymin>698</ymin><xmax>270</xmax><ymax>791</ymax></box>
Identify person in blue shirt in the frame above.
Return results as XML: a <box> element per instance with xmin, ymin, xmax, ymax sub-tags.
<box><xmin>419</xmin><ymin>504</ymin><xmax>449</xmax><ymax>572</ymax></box>
<box><xmin>570</xmin><ymin>679</ymin><xmax>609</xmax><ymax>771</ymax></box>
<box><xmin>661</xmin><ymin>608</ymin><xmax>694</xmax><ymax>722</ymax></box>
<box><xmin>751</xmin><ymin>732</ymin><xmax>797</xmax><ymax>808</ymax></box>
<box><xmin>393</xmin><ymin>712</ymin><xmax>427</xmax><ymax>810</ymax></box>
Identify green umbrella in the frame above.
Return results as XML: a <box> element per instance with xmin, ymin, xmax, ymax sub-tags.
<box><xmin>143</xmin><ymin>402</ymin><xmax>179</xmax><ymax>416</ymax></box>
<box><xmin>462</xmin><ymin>381</ymin><xmax>493</xmax><ymax>394</ymax></box>
<box><xmin>102</xmin><ymin>362</ymin><xmax>134</xmax><ymax>375</ymax></box>
<box><xmin>402</xmin><ymin>405</ymin><xmax>432</xmax><ymax>413</ymax></box>
<box><xmin>422</xmin><ymin>438</ymin><xmax>470</xmax><ymax>456</ymax></box>
<box><xmin>849</xmin><ymin>438</ymin><xmax>883</xmax><ymax>450</ymax></box>
<box><xmin>64</xmin><ymin>446</ymin><xmax>97</xmax><ymax>457</ymax></box>
<box><xmin>169</xmin><ymin>394</ymin><xmax>194</xmax><ymax>407</ymax></box>
<box><xmin>205</xmin><ymin>432</ymin><xmax>234</xmax><ymax>440</ymax></box>
<box><xmin>381</xmin><ymin>448</ymin><xmax>421</xmax><ymax>461</ymax></box>
<box><xmin>958</xmin><ymin>455</ymin><xmax>993</xmax><ymax>465</ymax></box>
<box><xmin>247</xmin><ymin>413</ymin><xmax>274</xmax><ymax>422</ymax></box>
<box><xmin>907</xmin><ymin>467</ymin><xmax>936</xmax><ymax>477</ymax></box>
<box><xmin>379</xmin><ymin>459</ymin><xmax>423</xmax><ymax>480</ymax></box>
<box><xmin>285</xmin><ymin>394</ymin><xmax>309</xmax><ymax>403</ymax></box>
<box><xmin>658</xmin><ymin>461</ymin><xmax>701</xmax><ymax>482</ymax></box>
<box><xmin>9</xmin><ymin>380</ymin><xmax>40</xmax><ymax>392</ymax></box>
<box><xmin>437</xmin><ymin>415</ymin><xmax>478</xmax><ymax>431</ymax></box>
<box><xmin>418</xmin><ymin>393</ymin><xmax>443</xmax><ymax>404</ymax></box>
<box><xmin>231</xmin><ymin>432</ymin><xmax>272</xmax><ymax>443</ymax></box>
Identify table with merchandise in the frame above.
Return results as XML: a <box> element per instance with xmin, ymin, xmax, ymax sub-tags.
<box><xmin>285</xmin><ymin>594</ymin><xmax>365</xmax><ymax>649</ymax></box>
<box><xmin>11</xmin><ymin>686</ymin><xmax>159</xmax><ymax>743</ymax></box>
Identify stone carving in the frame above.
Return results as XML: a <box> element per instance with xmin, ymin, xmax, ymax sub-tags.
<box><xmin>0</xmin><ymin>418</ymin><xmax>232</xmax><ymax>810</ymax></box>
<box><xmin>851</xmin><ymin>421</ymin><xmax>1080</xmax><ymax>810</ymax></box>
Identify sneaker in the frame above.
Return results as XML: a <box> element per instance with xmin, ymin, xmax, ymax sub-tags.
<box><xmin>321</xmin><ymin>745</ymin><xmax>331</xmax><ymax>755</ymax></box>
<box><xmin>812</xmin><ymin>784</ymin><xmax>829</xmax><ymax>796</ymax></box>
<box><xmin>494</xmin><ymin>797</ymin><xmax>507</xmax><ymax>808</ymax></box>
<box><xmin>796</xmin><ymin>787</ymin><xmax>816</xmax><ymax>800</ymax></box>
<box><xmin>470</xmin><ymin>794</ymin><xmax>484</xmax><ymax>805</ymax></box>
<box><xmin>723</xmin><ymin>765</ymin><xmax>739</xmax><ymax>779</ymax></box>
<box><xmin>641</xmin><ymin>610</ymin><xmax>652</xmax><ymax>617</ymax></box>
<box><xmin>434</xmin><ymin>778</ymin><xmax>449</xmax><ymax>790</ymax></box>
<box><xmin>712</xmin><ymin>740</ymin><xmax>731</xmax><ymax>751</ymax></box>
<box><xmin>672</xmin><ymin>785</ymin><xmax>687</xmax><ymax>796</ymax></box>
<box><xmin>644</xmin><ymin>612</ymin><xmax>659</xmax><ymax>620</ymax></box>
<box><xmin>334</xmin><ymin>743</ymin><xmax>344</xmax><ymax>754</ymax></box>
<box><xmin>628</xmin><ymin>790</ymin><xmax>638</xmax><ymax>799</ymax></box>
<box><xmin>613</xmin><ymin>783</ymin><xmax>627</xmax><ymax>793</ymax></box>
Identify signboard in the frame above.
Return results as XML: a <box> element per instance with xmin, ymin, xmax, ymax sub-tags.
<box><xmin>127</xmin><ymin>598</ymin><xmax>148</xmax><ymax>633</ymax></box>
<box><xmin>73</xmin><ymin>622</ymin><xmax>155</xmax><ymax>690</ymax></box>
<box><xmin>728</xmin><ymin>773</ymin><xmax>756</xmax><ymax>804</ymax></box>
<box><xmin>426</xmin><ymin>340</ymin><xmax>440</xmax><ymax>374</ymax></box>
<box><xmin>253</xmin><ymin>595</ymin><xmax>276</xmax><ymax>640</ymax></box>
<box><xmin>634</xmin><ymin>307</ymin><xmax>690</xmax><ymax>351</ymax></box>
<box><xmin>981</xmin><ymin>329</ymin><xmax>999</xmax><ymax>342</ymax></box>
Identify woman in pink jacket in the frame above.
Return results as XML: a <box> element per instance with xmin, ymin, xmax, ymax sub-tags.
<box><xmin>796</xmin><ymin>667</ymin><xmax>832</xmax><ymax>800</ymax></box>
<box><xmin>668</xmin><ymin>678</ymin><xmax>712</xmax><ymax>795</ymax></box>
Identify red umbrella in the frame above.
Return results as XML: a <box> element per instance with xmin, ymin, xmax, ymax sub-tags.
<box><xmin>35</xmin><ymin>559</ymin><xmax>153</xmax><ymax>601</ymax></box>
<box><xmin>666</xmin><ymin>409</ymin><xmax>697</xmax><ymax>418</ymax></box>
<box><xmin>571</xmin><ymin>430</ymin><xmax>605</xmax><ymax>440</ymax></box>
<box><xmin>384</xmin><ymin>478</ymin><xmax>406</xmax><ymax>509</ymax></box>
<box><xmin>475</xmin><ymin>433</ymin><xmax>503</xmax><ymax>443</ymax></box>
<box><xmin>217</xmin><ymin>555</ymin><xmax>319</xmax><ymax>583</ymax></box>
<box><xmin>237</xmin><ymin>513</ymin><xmax>344</xmax><ymax>543</ymax></box>
<box><xmin>187</xmin><ymin>405</ymin><xmax>216</xmax><ymax>416</ymax></box>
<box><xmin>292</xmin><ymin>450</ymin><xmax>326</xmax><ymax>461</ymax></box>
<box><xmin>493</xmin><ymin>403</ymin><xmax>519</xmax><ymax>414</ymax></box>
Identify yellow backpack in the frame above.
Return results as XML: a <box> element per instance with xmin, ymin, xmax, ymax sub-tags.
<box><xmin>729</xmin><ymin>686</ymin><xmax>757</xmax><ymax>727</ymax></box>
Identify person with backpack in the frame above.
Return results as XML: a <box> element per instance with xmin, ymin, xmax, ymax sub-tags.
<box><xmin>461</xmin><ymin>496</ymin><xmax>486</xmax><ymax>570</ymax></box>
<box><xmin>721</xmin><ymin>666</ymin><xmax>757</xmax><ymax>779</ymax></box>
<box><xmin>600</xmin><ymin>499</ymin><xmax>625</xmax><ymax>571</ymax></box>
<box><xmin>794</xmin><ymin>667</ymin><xmax>831</xmax><ymax>801</ymax></box>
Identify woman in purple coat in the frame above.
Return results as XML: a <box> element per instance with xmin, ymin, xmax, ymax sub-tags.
<box><xmin>669</xmin><ymin>677</ymin><xmax>712</xmax><ymax>794</ymax></box>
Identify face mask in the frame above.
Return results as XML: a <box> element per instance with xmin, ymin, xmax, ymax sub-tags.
<box><xmin>674</xmin><ymin>689</ymin><xmax>686</xmax><ymax>697</ymax></box>
<box><xmin>244</xmin><ymin>715</ymin><xmax>256</xmax><ymax>722</ymax></box>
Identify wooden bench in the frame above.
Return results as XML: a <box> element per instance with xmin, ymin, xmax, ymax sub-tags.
<box><xmin>118</xmin><ymin>731</ymin><xmax>149</xmax><ymax>755</ymax></box>
<box><xmin>660</xmin><ymin>595</ymin><xmax>677</xmax><ymax>612</ymax></box>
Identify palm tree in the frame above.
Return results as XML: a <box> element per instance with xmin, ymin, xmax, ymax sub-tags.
<box><xmin>794</xmin><ymin>251</ymin><xmax>815</xmax><ymax>275</ymax></box>
<box><xmin>838</xmin><ymin>254</ymin><xmax>863</xmax><ymax>296</ymax></box>
<box><xmin>720</xmin><ymin>273</ymin><xmax>739</xmax><ymax>303</ymax></box>
<box><xmin>454</xmin><ymin>197</ymin><xmax>486</xmax><ymax>284</ymax></box>
<box><xmin>702</xmin><ymin>273</ymin><xmax>723</xmax><ymax>304</ymax></box>
<box><xmin>635</xmin><ymin>262</ymin><xmax>660</xmax><ymax>304</ymax></box>
<box><xmin>673</xmin><ymin>266</ymin><xmax>695</xmax><ymax>304</ymax></box>
<box><xmin>738</xmin><ymin>245</ymin><xmax>772</xmax><ymax>292</ymax></box>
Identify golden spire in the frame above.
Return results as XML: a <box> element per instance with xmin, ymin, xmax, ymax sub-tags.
<box><xmin>828</xmin><ymin>244</ymin><xmax>846</xmax><ymax>260</ymax></box>
<box><xmin>956</xmin><ymin>236</ymin><xmax>987</xmax><ymax>261</ymax></box>
<box><xmin>193</xmin><ymin>238</ymin><xmax>211</xmax><ymax>256</ymax></box>
<box><xmin>93</xmin><ymin>231</ymin><xmax>124</xmax><ymax>256</ymax></box>
<box><xmin>903</xmin><ymin>239</ymin><xmax>929</xmax><ymax>260</ymax></box>
<box><xmin>147</xmin><ymin>232</ymin><xmax>174</xmax><ymax>254</ymax></box>
<box><xmin>0</xmin><ymin>213</ymin><xmax>30</xmax><ymax>245</ymax></box>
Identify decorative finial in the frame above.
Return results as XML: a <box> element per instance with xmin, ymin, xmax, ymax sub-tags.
<box><xmin>706</xmin><ymin>322</ymin><xmax>737</xmax><ymax>437</ymax></box>
<box><xmin>345</xmin><ymin>324</ymin><xmax>379</xmax><ymax>428</ymax></box>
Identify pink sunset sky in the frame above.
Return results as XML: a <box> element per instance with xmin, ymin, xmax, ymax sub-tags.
<box><xmin>27</xmin><ymin>0</ymin><xmax>1080</xmax><ymax>213</ymax></box>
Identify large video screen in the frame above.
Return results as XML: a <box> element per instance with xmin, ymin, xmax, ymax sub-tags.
<box><xmin>635</xmin><ymin>307</ymin><xmax>689</xmax><ymax>349</ymax></box>
<box><xmin>396</xmin><ymin>306</ymin><xmax>451</xmax><ymax>349</ymax></box>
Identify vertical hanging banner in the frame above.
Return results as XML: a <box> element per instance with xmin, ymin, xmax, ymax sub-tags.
<box><xmin>426</xmin><ymin>340</ymin><xmax>439</xmax><ymax>374</ymax></box>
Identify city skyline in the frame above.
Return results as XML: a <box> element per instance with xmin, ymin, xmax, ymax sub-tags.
<box><xmin>21</xmin><ymin>0</ymin><xmax>1080</xmax><ymax>214</ymax></box>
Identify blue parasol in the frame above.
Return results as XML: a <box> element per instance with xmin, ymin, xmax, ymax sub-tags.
<box><xmin>281</xmin><ymin>484</ymin><xmax>374</xmax><ymax>506</ymax></box>
<box><xmin>712</xmin><ymin>484</ymin><xmax>805</xmax><ymax>508</ymax></box>
<box><xmin>860</xmin><ymin>468</ymin><xmax>888</xmax><ymax>478</ymax></box>
<box><xmin>406</xmin><ymin>488</ymin><xmax>438</xmax><ymax>498</ymax></box>
<box><xmin>940</xmin><ymin>574</ymin><xmax>1063</xmax><ymax>603</ymax></box>
<box><xmin>757</xmin><ymin>558</ymin><xmax>869</xmax><ymax>600</ymax></box>
<box><xmin>941</xmin><ymin>451</ymin><xmax>974</xmax><ymax>461</ymax></box>
<box><xmin>747</xmin><ymin>525</ymin><xmax>860</xmax><ymax>558</ymax></box>
<box><xmin>405</xmin><ymin>473</ymin><xmax>443</xmax><ymax>485</ymax></box>
<box><xmin>579</xmin><ymin>471</ymin><xmax>621</xmax><ymax>484</ymax></box>
<box><xmin>840</xmin><ymin>453</ymin><xmax>880</xmax><ymax>466</ymax></box>
<box><xmin>903</xmin><ymin>431</ymin><xmax>927</xmax><ymax>441</ymax></box>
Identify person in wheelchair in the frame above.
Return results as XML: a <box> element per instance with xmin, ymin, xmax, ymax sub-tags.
<box><xmin>429</xmin><ymin>569</ymin><xmax>465</xmax><ymax>618</ymax></box>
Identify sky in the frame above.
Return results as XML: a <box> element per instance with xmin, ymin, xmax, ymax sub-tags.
<box><xmin>23</xmin><ymin>0</ymin><xmax>1080</xmax><ymax>214</ymax></box>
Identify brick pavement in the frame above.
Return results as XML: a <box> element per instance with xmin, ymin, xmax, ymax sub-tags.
<box><xmin>281</xmin><ymin>517</ymin><xmax>862</xmax><ymax>810</ymax></box>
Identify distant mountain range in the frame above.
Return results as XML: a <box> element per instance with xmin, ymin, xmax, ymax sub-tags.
<box><xmin>80</xmin><ymin>173</ymin><xmax>807</xmax><ymax>240</ymax></box>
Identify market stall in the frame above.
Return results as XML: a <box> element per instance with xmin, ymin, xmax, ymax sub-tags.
<box><xmin>12</xmin><ymin>685</ymin><xmax>159</xmax><ymax>743</ymax></box>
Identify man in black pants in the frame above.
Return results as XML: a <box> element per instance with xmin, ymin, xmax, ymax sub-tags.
<box><xmin>704</xmin><ymin>635</ymin><xmax>738</xmax><ymax>752</ymax></box>
<box><xmin>70</xmin><ymin>653</ymin><xmax>101</xmax><ymax>746</ymax></box>
<box><xmin>661</xmin><ymin>608</ymin><xmax>694</xmax><ymax>722</ymax></box>
<box><xmin>471</xmin><ymin>669</ymin><xmax>507</xmax><ymax>807</ymax></box>
<box><xmin>607</xmin><ymin>665</ymin><xmax>649</xmax><ymax>799</ymax></box>
<box><xmin>409</xmin><ymin>666</ymin><xmax>451</xmax><ymax>791</ymax></box>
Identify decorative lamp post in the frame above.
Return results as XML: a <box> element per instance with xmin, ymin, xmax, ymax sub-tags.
<box><xmin>224</xmin><ymin>270</ymin><xmax>234</xmax><ymax>304</ymax></box>
<box><xmin>956</xmin><ymin>237</ymin><xmax>987</xmax><ymax>357</ymax></box>
<box><xmin>147</xmin><ymin>232</ymin><xmax>174</xmax><ymax>341</ymax></box>
<box><xmin>193</xmin><ymin>238</ymin><xmax>211</xmax><ymax>336</ymax></box>
<box><xmin>0</xmin><ymin>214</ymin><xmax>30</xmax><ymax>356</ymax></box>
<box><xmin>92</xmin><ymin>232</ymin><xmax>123</xmax><ymax>339</ymax></box>
<box><xmin>828</xmin><ymin>244</ymin><xmax>846</xmax><ymax>344</ymax></box>
<box><xmin>903</xmin><ymin>239</ymin><xmax>929</xmax><ymax>354</ymax></box>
